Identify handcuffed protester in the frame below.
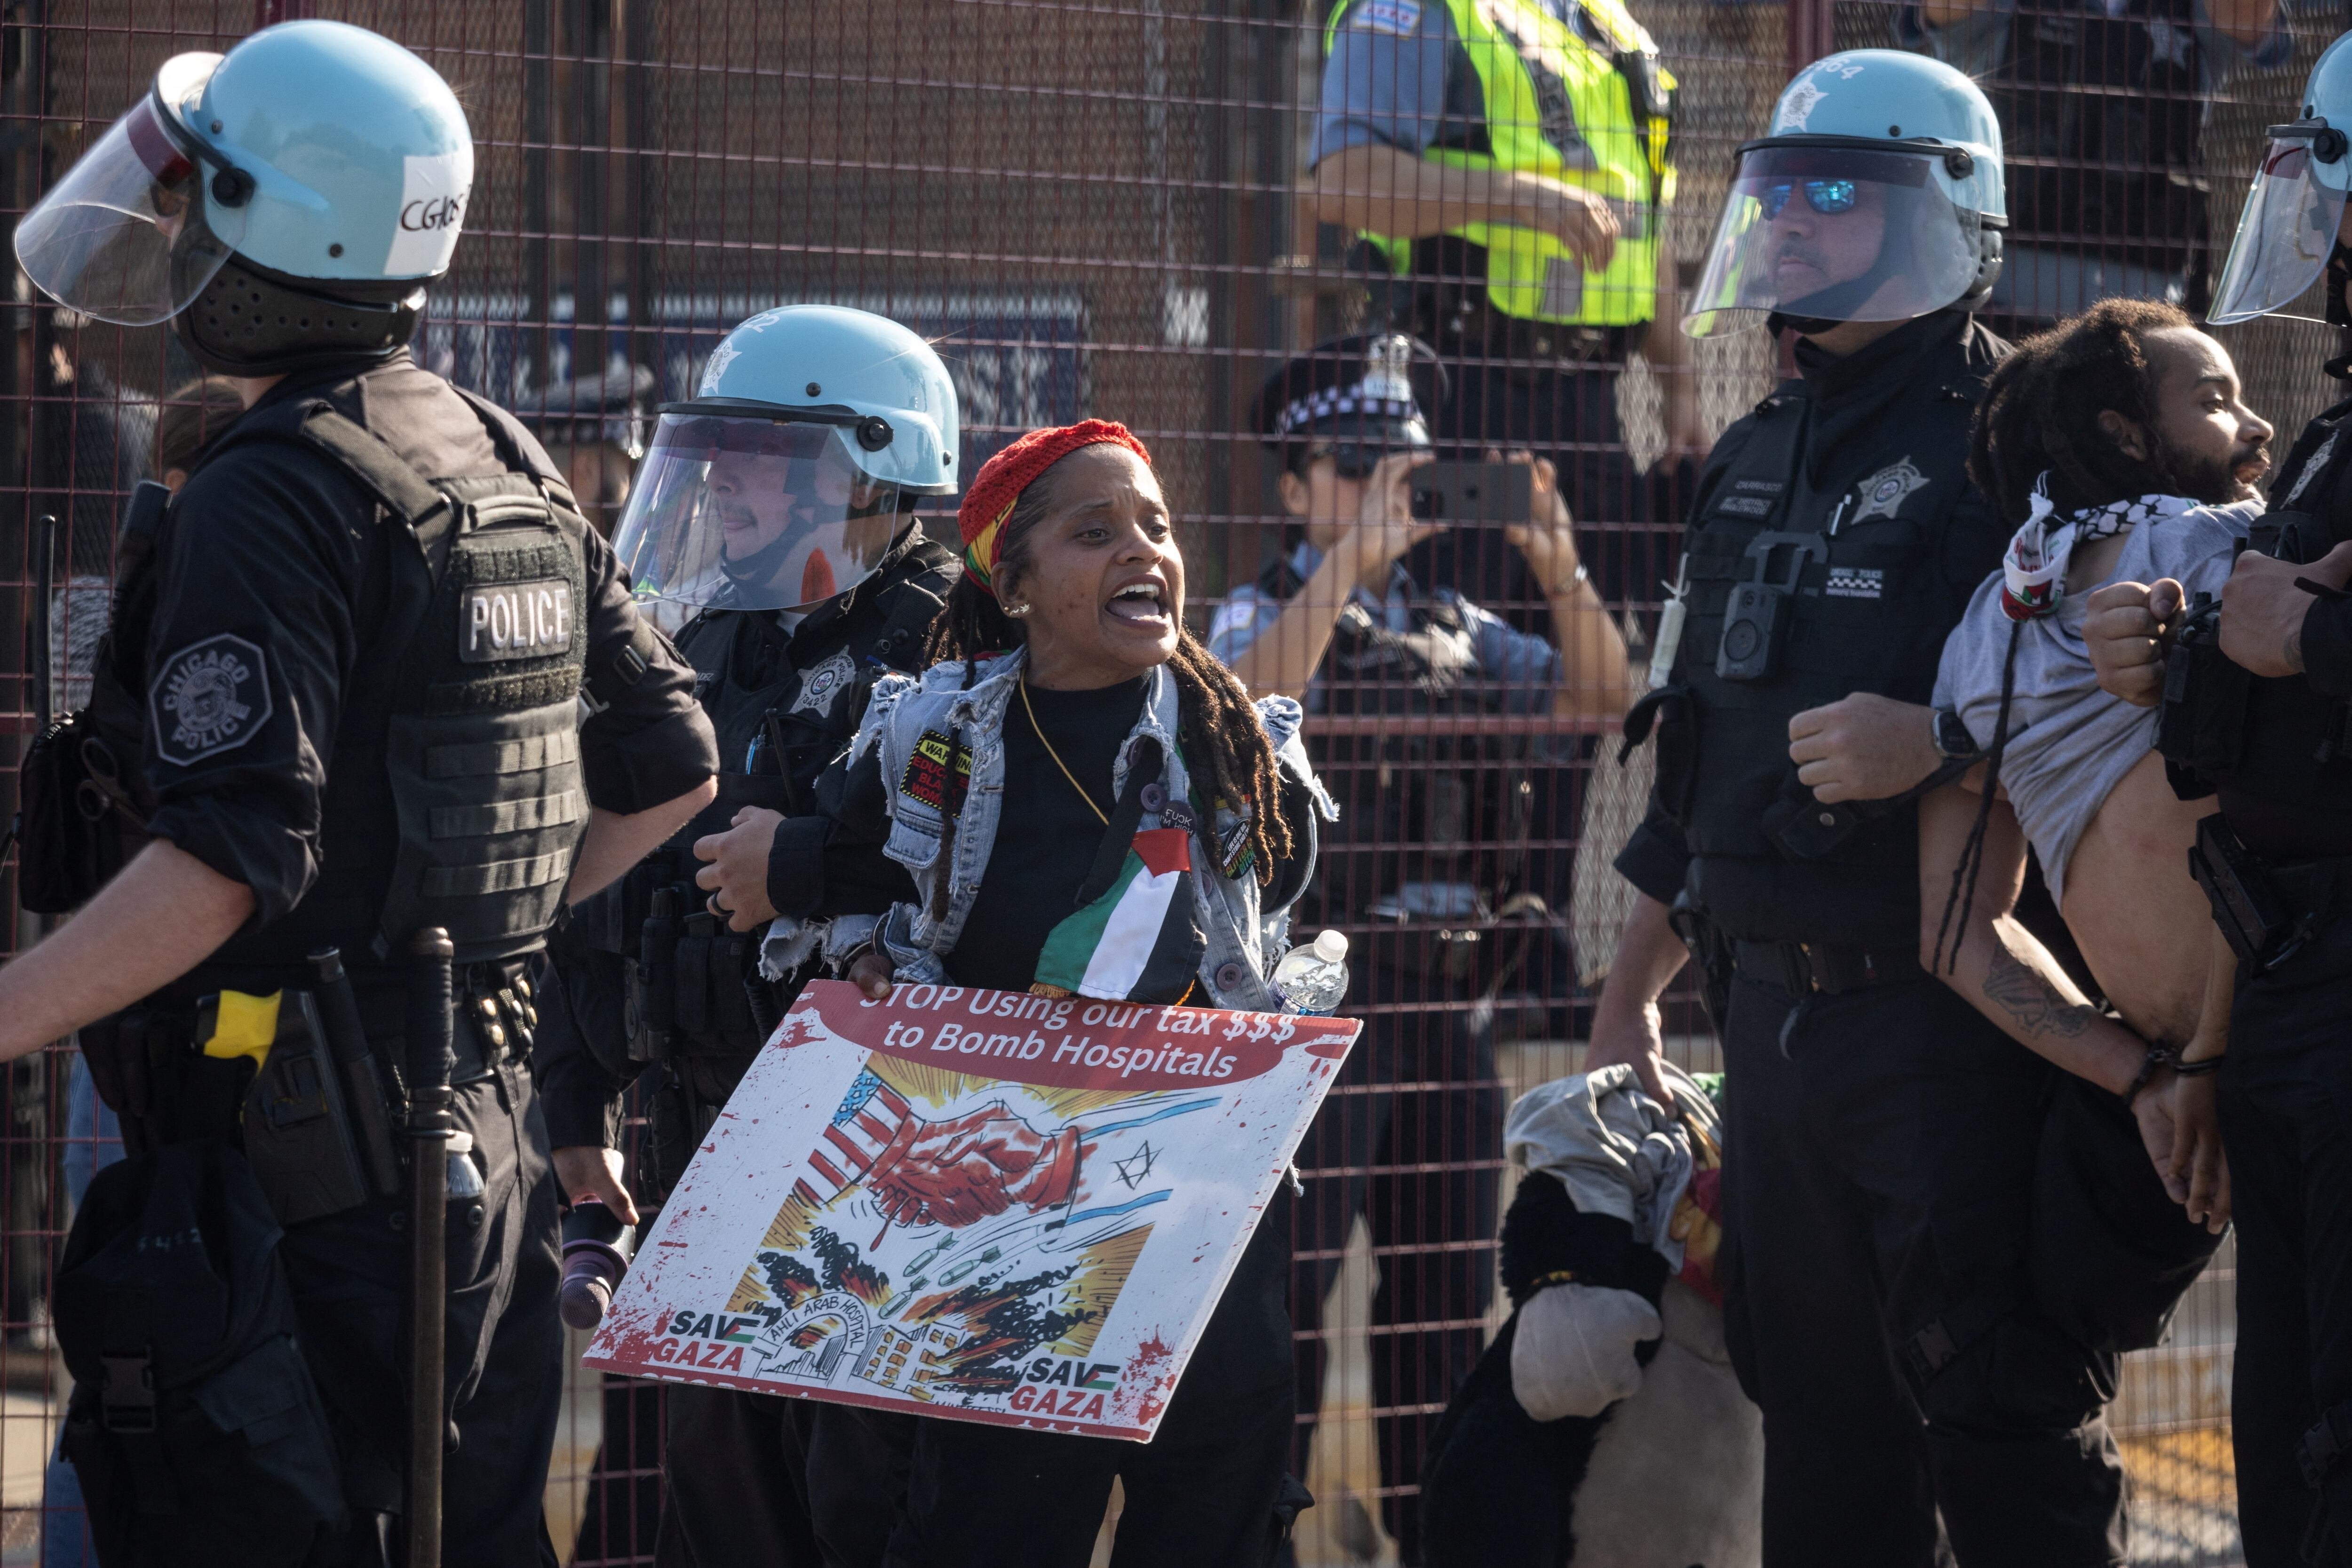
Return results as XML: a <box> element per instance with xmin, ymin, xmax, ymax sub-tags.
<box><xmin>1213</xmin><ymin>329</ymin><xmax>1629</xmax><ymax>1555</ymax></box>
<box><xmin>1</xmin><ymin>21</ymin><xmax>718</xmax><ymax>1564</ymax></box>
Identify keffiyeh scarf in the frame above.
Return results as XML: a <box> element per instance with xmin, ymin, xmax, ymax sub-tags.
<box><xmin>1999</xmin><ymin>476</ymin><xmax>2198</xmax><ymax>622</ymax></box>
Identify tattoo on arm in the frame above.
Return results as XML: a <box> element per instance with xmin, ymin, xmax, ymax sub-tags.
<box><xmin>1982</xmin><ymin>949</ymin><xmax>2097</xmax><ymax>1039</ymax></box>
<box><xmin>2287</xmin><ymin>624</ymin><xmax>2305</xmax><ymax>674</ymax></box>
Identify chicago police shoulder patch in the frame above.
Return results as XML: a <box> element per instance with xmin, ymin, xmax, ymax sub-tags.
<box><xmin>150</xmin><ymin>633</ymin><xmax>273</xmax><ymax>766</ymax></box>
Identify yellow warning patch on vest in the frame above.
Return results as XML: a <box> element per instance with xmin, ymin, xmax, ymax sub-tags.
<box><xmin>900</xmin><ymin>729</ymin><xmax>971</xmax><ymax>815</ymax></box>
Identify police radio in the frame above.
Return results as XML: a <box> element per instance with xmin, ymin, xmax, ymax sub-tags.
<box><xmin>1716</xmin><ymin>532</ymin><xmax>1824</xmax><ymax>682</ymax></box>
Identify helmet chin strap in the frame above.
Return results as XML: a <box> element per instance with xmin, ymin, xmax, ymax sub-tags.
<box><xmin>1765</xmin><ymin>310</ymin><xmax>1847</xmax><ymax>338</ymax></box>
<box><xmin>1772</xmin><ymin>272</ymin><xmax>1895</xmax><ymax>326</ymax></box>
<box><xmin>172</xmin><ymin>248</ymin><xmax>428</xmax><ymax>378</ymax></box>
<box><xmin>719</xmin><ymin>508</ymin><xmax>820</xmax><ymax>594</ymax></box>
<box><xmin>1757</xmin><ymin>210</ymin><xmax>1999</xmax><ymax>340</ymax></box>
<box><xmin>716</xmin><ymin>499</ymin><xmax>902</xmax><ymax>600</ymax></box>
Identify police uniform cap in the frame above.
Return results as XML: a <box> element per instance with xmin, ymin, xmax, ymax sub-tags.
<box><xmin>1249</xmin><ymin>331</ymin><xmax>1444</xmax><ymax>457</ymax></box>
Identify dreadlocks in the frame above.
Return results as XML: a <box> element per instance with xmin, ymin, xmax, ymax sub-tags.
<box><xmin>923</xmin><ymin>452</ymin><xmax>1298</xmax><ymax>886</ymax></box>
<box><xmin>1933</xmin><ymin>297</ymin><xmax>2197</xmax><ymax>972</ymax></box>
<box><xmin>1969</xmin><ymin>296</ymin><xmax>2196</xmax><ymax>522</ymax></box>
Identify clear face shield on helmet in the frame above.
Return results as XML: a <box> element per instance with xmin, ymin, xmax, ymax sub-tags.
<box><xmin>609</xmin><ymin>410</ymin><xmax>910</xmax><ymax>614</ymax></box>
<box><xmin>1684</xmin><ymin>143</ymin><xmax>1987</xmax><ymax>337</ymax></box>
<box><xmin>2209</xmin><ymin>124</ymin><xmax>2352</xmax><ymax>326</ymax></box>
<box><xmin>15</xmin><ymin>53</ymin><xmax>246</xmax><ymax>326</ymax></box>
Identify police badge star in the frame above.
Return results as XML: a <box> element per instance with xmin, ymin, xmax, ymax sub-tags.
<box><xmin>1852</xmin><ymin>458</ymin><xmax>1929</xmax><ymax>524</ymax></box>
<box><xmin>791</xmin><ymin>647</ymin><xmax>859</xmax><ymax>718</ymax></box>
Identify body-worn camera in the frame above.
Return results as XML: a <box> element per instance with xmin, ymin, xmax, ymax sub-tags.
<box><xmin>1716</xmin><ymin>532</ymin><xmax>1825</xmax><ymax>682</ymax></box>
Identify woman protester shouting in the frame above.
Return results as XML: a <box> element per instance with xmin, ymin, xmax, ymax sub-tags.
<box><xmin>694</xmin><ymin>420</ymin><xmax>1335</xmax><ymax>1566</ymax></box>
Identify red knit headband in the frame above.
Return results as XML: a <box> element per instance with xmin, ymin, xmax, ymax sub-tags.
<box><xmin>956</xmin><ymin>419</ymin><xmax>1155</xmax><ymax>596</ymax></box>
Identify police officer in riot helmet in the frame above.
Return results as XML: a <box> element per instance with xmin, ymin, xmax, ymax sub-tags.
<box><xmin>1597</xmin><ymin>50</ymin><xmax>2143</xmax><ymax>1564</ymax></box>
<box><xmin>3</xmin><ymin>21</ymin><xmax>720</xmax><ymax>1564</ymax></box>
<box><xmin>536</xmin><ymin>303</ymin><xmax>961</xmax><ymax>1565</ymax></box>
<box><xmin>2088</xmin><ymin>33</ymin><xmax>2352</xmax><ymax>1564</ymax></box>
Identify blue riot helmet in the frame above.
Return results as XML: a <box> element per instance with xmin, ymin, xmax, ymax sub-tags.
<box><xmin>15</xmin><ymin>20</ymin><xmax>472</xmax><ymax>374</ymax></box>
<box><xmin>1685</xmin><ymin>50</ymin><xmax>2006</xmax><ymax>336</ymax></box>
<box><xmin>611</xmin><ymin>306</ymin><xmax>961</xmax><ymax>613</ymax></box>
<box><xmin>2210</xmin><ymin>34</ymin><xmax>2352</xmax><ymax>326</ymax></box>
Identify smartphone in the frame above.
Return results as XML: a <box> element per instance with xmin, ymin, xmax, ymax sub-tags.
<box><xmin>1407</xmin><ymin>461</ymin><xmax>1533</xmax><ymax>524</ymax></box>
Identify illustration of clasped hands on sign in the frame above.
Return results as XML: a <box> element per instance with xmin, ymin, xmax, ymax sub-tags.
<box><xmin>585</xmin><ymin>979</ymin><xmax>1359</xmax><ymax>1440</ymax></box>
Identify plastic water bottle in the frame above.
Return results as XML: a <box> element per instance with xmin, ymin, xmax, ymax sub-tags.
<box><xmin>1273</xmin><ymin>930</ymin><xmax>1351</xmax><ymax>1015</ymax></box>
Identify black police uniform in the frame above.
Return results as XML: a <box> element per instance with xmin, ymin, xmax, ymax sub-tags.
<box><xmin>2159</xmin><ymin>372</ymin><xmax>2352</xmax><ymax>1567</ymax></box>
<box><xmin>56</xmin><ymin>352</ymin><xmax>717</xmax><ymax>1567</ymax></box>
<box><xmin>1616</xmin><ymin>309</ymin><xmax>2132</xmax><ymax>1566</ymax></box>
<box><xmin>535</xmin><ymin>526</ymin><xmax>955</xmax><ymax>1568</ymax></box>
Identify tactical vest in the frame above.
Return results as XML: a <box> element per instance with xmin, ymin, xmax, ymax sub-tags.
<box><xmin>1627</xmin><ymin>364</ymin><xmax>1987</xmax><ymax>940</ymax></box>
<box><xmin>1990</xmin><ymin>0</ymin><xmax>2208</xmax><ymax>290</ymax></box>
<box><xmin>2161</xmin><ymin>395</ymin><xmax>2352</xmax><ymax>838</ymax></box>
<box><xmin>1282</xmin><ymin>558</ymin><xmax>1533</xmax><ymax>919</ymax></box>
<box><xmin>1330</xmin><ymin>0</ymin><xmax>1674</xmax><ymax>327</ymax></box>
<box><xmin>574</xmin><ymin>538</ymin><xmax>952</xmax><ymax>1060</ymax></box>
<box><xmin>115</xmin><ymin>387</ymin><xmax>599</xmax><ymax>968</ymax></box>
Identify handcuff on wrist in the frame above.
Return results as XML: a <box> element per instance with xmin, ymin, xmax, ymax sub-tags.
<box><xmin>2121</xmin><ymin>1042</ymin><xmax>2226</xmax><ymax>1109</ymax></box>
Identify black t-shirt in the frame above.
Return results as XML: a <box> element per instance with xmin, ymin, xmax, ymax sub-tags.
<box><xmin>947</xmin><ymin>677</ymin><xmax>1148</xmax><ymax>993</ymax></box>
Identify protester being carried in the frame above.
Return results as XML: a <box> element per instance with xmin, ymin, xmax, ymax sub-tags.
<box><xmin>706</xmin><ymin>420</ymin><xmax>1335</xmax><ymax>1564</ymax></box>
<box><xmin>1917</xmin><ymin>299</ymin><xmax>2270</xmax><ymax>1232</ymax></box>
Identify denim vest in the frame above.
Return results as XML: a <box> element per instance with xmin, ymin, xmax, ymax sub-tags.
<box><xmin>829</xmin><ymin>651</ymin><xmax>1332</xmax><ymax>1011</ymax></box>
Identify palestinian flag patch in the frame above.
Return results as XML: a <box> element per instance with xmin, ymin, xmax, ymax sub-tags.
<box><xmin>1035</xmin><ymin>828</ymin><xmax>1202</xmax><ymax>1001</ymax></box>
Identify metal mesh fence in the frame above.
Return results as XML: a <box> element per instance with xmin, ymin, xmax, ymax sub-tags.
<box><xmin>0</xmin><ymin>0</ymin><xmax>2342</xmax><ymax>1561</ymax></box>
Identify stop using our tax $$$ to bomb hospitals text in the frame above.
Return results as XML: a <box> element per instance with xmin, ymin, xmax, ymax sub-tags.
<box><xmin>857</xmin><ymin>985</ymin><xmax>1282</xmax><ymax>1078</ymax></box>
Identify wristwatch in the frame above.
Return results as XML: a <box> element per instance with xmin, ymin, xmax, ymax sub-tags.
<box><xmin>1930</xmin><ymin>706</ymin><xmax>1981</xmax><ymax>762</ymax></box>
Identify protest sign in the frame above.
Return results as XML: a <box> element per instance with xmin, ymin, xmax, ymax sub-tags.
<box><xmin>583</xmin><ymin>978</ymin><xmax>1359</xmax><ymax>1441</ymax></box>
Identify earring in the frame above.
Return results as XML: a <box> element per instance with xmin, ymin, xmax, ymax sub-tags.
<box><xmin>1003</xmin><ymin>599</ymin><xmax>1032</xmax><ymax>618</ymax></box>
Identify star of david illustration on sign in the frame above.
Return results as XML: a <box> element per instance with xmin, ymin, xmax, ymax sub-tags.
<box><xmin>585</xmin><ymin>981</ymin><xmax>1359</xmax><ymax>1440</ymax></box>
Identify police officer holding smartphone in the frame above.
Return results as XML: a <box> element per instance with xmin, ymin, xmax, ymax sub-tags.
<box><xmin>1215</xmin><ymin>331</ymin><xmax>1629</xmax><ymax>1560</ymax></box>
<box><xmin>1</xmin><ymin>23</ymin><xmax>717</xmax><ymax>1564</ymax></box>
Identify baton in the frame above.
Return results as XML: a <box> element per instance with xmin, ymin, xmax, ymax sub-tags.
<box><xmin>404</xmin><ymin>928</ymin><xmax>456</xmax><ymax>1568</ymax></box>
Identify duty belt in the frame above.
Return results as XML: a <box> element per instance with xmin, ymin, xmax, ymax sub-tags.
<box><xmin>1734</xmin><ymin>939</ymin><xmax>1922</xmax><ymax>996</ymax></box>
<box><xmin>2262</xmin><ymin>855</ymin><xmax>2352</xmax><ymax>932</ymax></box>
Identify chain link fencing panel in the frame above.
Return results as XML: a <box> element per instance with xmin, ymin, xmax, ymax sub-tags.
<box><xmin>0</xmin><ymin>0</ymin><xmax>2340</xmax><ymax>1560</ymax></box>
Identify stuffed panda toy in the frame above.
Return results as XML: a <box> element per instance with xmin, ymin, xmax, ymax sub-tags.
<box><xmin>1421</xmin><ymin>1062</ymin><xmax>1763</xmax><ymax>1568</ymax></box>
